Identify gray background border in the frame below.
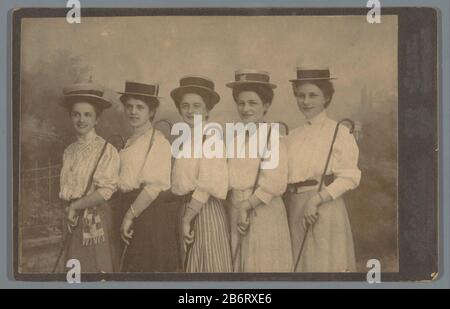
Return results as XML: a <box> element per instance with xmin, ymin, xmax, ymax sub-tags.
<box><xmin>1</xmin><ymin>0</ymin><xmax>449</xmax><ymax>289</ymax></box>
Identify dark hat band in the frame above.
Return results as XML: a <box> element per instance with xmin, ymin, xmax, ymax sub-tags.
<box><xmin>180</xmin><ymin>77</ymin><xmax>214</xmax><ymax>91</ymax></box>
<box><xmin>65</xmin><ymin>89</ymin><xmax>103</xmax><ymax>97</ymax></box>
<box><xmin>235</xmin><ymin>73</ymin><xmax>270</xmax><ymax>83</ymax></box>
<box><xmin>297</xmin><ymin>69</ymin><xmax>331</xmax><ymax>80</ymax></box>
<box><xmin>124</xmin><ymin>82</ymin><xmax>159</xmax><ymax>96</ymax></box>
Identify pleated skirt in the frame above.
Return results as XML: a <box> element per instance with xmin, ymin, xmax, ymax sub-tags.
<box><xmin>180</xmin><ymin>197</ymin><xmax>233</xmax><ymax>273</ymax></box>
<box><xmin>286</xmin><ymin>190</ymin><xmax>356</xmax><ymax>272</ymax></box>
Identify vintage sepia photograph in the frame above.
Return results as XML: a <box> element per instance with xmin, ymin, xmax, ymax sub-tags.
<box><xmin>15</xmin><ymin>9</ymin><xmax>402</xmax><ymax>280</ymax></box>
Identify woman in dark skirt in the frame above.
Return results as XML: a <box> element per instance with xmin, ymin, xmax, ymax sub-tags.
<box><xmin>59</xmin><ymin>82</ymin><xmax>120</xmax><ymax>273</ymax></box>
<box><xmin>113</xmin><ymin>81</ymin><xmax>178</xmax><ymax>272</ymax></box>
<box><xmin>170</xmin><ymin>75</ymin><xmax>232</xmax><ymax>272</ymax></box>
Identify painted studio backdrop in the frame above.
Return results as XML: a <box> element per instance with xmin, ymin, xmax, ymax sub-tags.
<box><xmin>18</xmin><ymin>15</ymin><xmax>398</xmax><ymax>273</ymax></box>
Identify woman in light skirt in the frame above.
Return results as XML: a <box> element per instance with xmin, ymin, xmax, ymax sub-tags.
<box><xmin>226</xmin><ymin>70</ymin><xmax>293</xmax><ymax>272</ymax></box>
<box><xmin>171</xmin><ymin>75</ymin><xmax>232</xmax><ymax>272</ymax></box>
<box><xmin>286</xmin><ymin>66</ymin><xmax>361</xmax><ymax>272</ymax></box>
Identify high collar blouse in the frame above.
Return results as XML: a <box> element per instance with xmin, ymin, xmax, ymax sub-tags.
<box><xmin>286</xmin><ymin>110</ymin><xmax>361</xmax><ymax>199</ymax></box>
<box><xmin>227</xmin><ymin>128</ymin><xmax>288</xmax><ymax>205</ymax></box>
<box><xmin>118</xmin><ymin>124</ymin><xmax>172</xmax><ymax>201</ymax></box>
<box><xmin>59</xmin><ymin>130</ymin><xmax>120</xmax><ymax>202</ymax></box>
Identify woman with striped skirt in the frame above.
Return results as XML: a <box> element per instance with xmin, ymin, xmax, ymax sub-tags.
<box><xmin>170</xmin><ymin>75</ymin><xmax>232</xmax><ymax>272</ymax></box>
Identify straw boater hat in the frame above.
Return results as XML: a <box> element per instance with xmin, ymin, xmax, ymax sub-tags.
<box><xmin>118</xmin><ymin>81</ymin><xmax>162</xmax><ymax>103</ymax></box>
<box><xmin>60</xmin><ymin>83</ymin><xmax>112</xmax><ymax>109</ymax></box>
<box><xmin>226</xmin><ymin>69</ymin><xmax>277</xmax><ymax>89</ymax></box>
<box><xmin>170</xmin><ymin>75</ymin><xmax>220</xmax><ymax>109</ymax></box>
<box><xmin>289</xmin><ymin>66</ymin><xmax>337</xmax><ymax>83</ymax></box>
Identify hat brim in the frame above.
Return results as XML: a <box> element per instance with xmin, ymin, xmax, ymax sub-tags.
<box><xmin>289</xmin><ymin>77</ymin><xmax>337</xmax><ymax>83</ymax></box>
<box><xmin>59</xmin><ymin>94</ymin><xmax>112</xmax><ymax>109</ymax></box>
<box><xmin>226</xmin><ymin>81</ymin><xmax>277</xmax><ymax>89</ymax></box>
<box><xmin>118</xmin><ymin>92</ymin><xmax>162</xmax><ymax>99</ymax></box>
<box><xmin>170</xmin><ymin>86</ymin><xmax>220</xmax><ymax>107</ymax></box>
<box><xmin>118</xmin><ymin>92</ymin><xmax>162</xmax><ymax>104</ymax></box>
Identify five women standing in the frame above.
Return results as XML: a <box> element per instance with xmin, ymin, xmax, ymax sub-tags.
<box><xmin>58</xmin><ymin>66</ymin><xmax>360</xmax><ymax>274</ymax></box>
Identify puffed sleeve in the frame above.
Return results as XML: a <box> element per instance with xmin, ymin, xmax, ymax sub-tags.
<box><xmin>140</xmin><ymin>133</ymin><xmax>172</xmax><ymax>201</ymax></box>
<box><xmin>252</xmin><ymin>138</ymin><xmax>288</xmax><ymax>205</ymax></box>
<box><xmin>58</xmin><ymin>147</ymin><xmax>70</xmax><ymax>200</ymax></box>
<box><xmin>189</xmin><ymin>136</ymin><xmax>229</xmax><ymax>212</ymax></box>
<box><xmin>93</xmin><ymin>143</ymin><xmax>121</xmax><ymax>201</ymax></box>
<box><xmin>324</xmin><ymin>126</ymin><xmax>361</xmax><ymax>200</ymax></box>
<box><xmin>192</xmin><ymin>156</ymin><xmax>228</xmax><ymax>205</ymax></box>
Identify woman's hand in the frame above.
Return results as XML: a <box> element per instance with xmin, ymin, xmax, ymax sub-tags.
<box><xmin>182</xmin><ymin>218</ymin><xmax>194</xmax><ymax>252</ymax></box>
<box><xmin>303</xmin><ymin>194</ymin><xmax>321</xmax><ymax>227</ymax></box>
<box><xmin>182</xmin><ymin>202</ymin><xmax>200</xmax><ymax>252</ymax></box>
<box><xmin>120</xmin><ymin>211</ymin><xmax>134</xmax><ymax>245</ymax></box>
<box><xmin>237</xmin><ymin>200</ymin><xmax>252</xmax><ymax>235</ymax></box>
<box><xmin>66</xmin><ymin>204</ymin><xmax>79</xmax><ymax>233</ymax></box>
<box><xmin>239</xmin><ymin>199</ymin><xmax>253</xmax><ymax>212</ymax></box>
<box><xmin>238</xmin><ymin>208</ymin><xmax>250</xmax><ymax>235</ymax></box>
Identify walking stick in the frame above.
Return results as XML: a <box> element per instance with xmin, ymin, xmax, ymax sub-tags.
<box><xmin>107</xmin><ymin>134</ymin><xmax>129</xmax><ymax>273</ymax></box>
<box><xmin>52</xmin><ymin>216</ymin><xmax>78</xmax><ymax>273</ymax></box>
<box><xmin>118</xmin><ymin>243</ymin><xmax>129</xmax><ymax>272</ymax></box>
<box><xmin>154</xmin><ymin>119</ymin><xmax>173</xmax><ymax>132</ymax></box>
<box><xmin>117</xmin><ymin>119</ymin><xmax>172</xmax><ymax>272</ymax></box>
<box><xmin>52</xmin><ymin>237</ymin><xmax>69</xmax><ymax>273</ymax></box>
<box><xmin>293</xmin><ymin>119</ymin><xmax>356</xmax><ymax>272</ymax></box>
<box><xmin>277</xmin><ymin>121</ymin><xmax>290</xmax><ymax>136</ymax></box>
<box><xmin>183</xmin><ymin>219</ymin><xmax>194</xmax><ymax>272</ymax></box>
<box><xmin>232</xmin><ymin>125</ymin><xmax>273</xmax><ymax>268</ymax></box>
<box><xmin>180</xmin><ymin>122</ymin><xmax>213</xmax><ymax>273</ymax></box>
<box><xmin>52</xmin><ymin>134</ymin><xmax>123</xmax><ymax>273</ymax></box>
<box><xmin>183</xmin><ymin>245</ymin><xmax>191</xmax><ymax>272</ymax></box>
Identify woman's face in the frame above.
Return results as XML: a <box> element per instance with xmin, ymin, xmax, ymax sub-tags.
<box><xmin>70</xmin><ymin>102</ymin><xmax>98</xmax><ymax>137</ymax></box>
<box><xmin>124</xmin><ymin>97</ymin><xmax>154</xmax><ymax>129</ymax></box>
<box><xmin>293</xmin><ymin>82</ymin><xmax>327</xmax><ymax>120</ymax></box>
<box><xmin>236</xmin><ymin>91</ymin><xmax>269</xmax><ymax>124</ymax></box>
<box><xmin>178</xmin><ymin>93</ymin><xmax>209</xmax><ymax>127</ymax></box>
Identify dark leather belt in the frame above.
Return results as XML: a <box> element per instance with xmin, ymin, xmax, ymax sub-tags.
<box><xmin>289</xmin><ymin>174</ymin><xmax>335</xmax><ymax>192</ymax></box>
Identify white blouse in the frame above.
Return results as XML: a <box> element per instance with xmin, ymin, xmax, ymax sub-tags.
<box><xmin>171</xmin><ymin>134</ymin><xmax>229</xmax><ymax>207</ymax></box>
<box><xmin>59</xmin><ymin>130</ymin><xmax>120</xmax><ymax>202</ymax></box>
<box><xmin>118</xmin><ymin>125</ymin><xmax>172</xmax><ymax>201</ymax></box>
<box><xmin>286</xmin><ymin>111</ymin><xmax>361</xmax><ymax>200</ymax></box>
<box><xmin>228</xmin><ymin>130</ymin><xmax>288</xmax><ymax>205</ymax></box>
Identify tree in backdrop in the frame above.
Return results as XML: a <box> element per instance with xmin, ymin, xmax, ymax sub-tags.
<box><xmin>19</xmin><ymin>49</ymin><xmax>129</xmax><ymax>251</ymax></box>
<box><xmin>345</xmin><ymin>87</ymin><xmax>398</xmax><ymax>271</ymax></box>
<box><xmin>20</xmin><ymin>49</ymin><xmax>128</xmax><ymax>167</ymax></box>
